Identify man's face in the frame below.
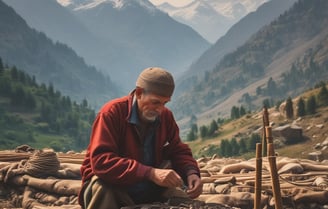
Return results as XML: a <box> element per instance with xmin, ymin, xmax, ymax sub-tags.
<box><xmin>136</xmin><ymin>90</ymin><xmax>171</xmax><ymax>122</ymax></box>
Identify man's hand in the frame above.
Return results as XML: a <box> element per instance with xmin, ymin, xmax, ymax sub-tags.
<box><xmin>185</xmin><ymin>174</ymin><xmax>203</xmax><ymax>199</ymax></box>
<box><xmin>149</xmin><ymin>168</ymin><xmax>183</xmax><ymax>188</ymax></box>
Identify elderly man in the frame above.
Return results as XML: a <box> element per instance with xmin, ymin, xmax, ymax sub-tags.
<box><xmin>79</xmin><ymin>67</ymin><xmax>202</xmax><ymax>209</ymax></box>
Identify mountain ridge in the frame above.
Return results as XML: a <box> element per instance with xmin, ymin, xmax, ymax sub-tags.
<box><xmin>157</xmin><ymin>0</ymin><xmax>268</xmax><ymax>43</ymax></box>
<box><xmin>157</xmin><ymin>0</ymin><xmax>231</xmax><ymax>43</ymax></box>
<box><xmin>0</xmin><ymin>0</ymin><xmax>119</xmax><ymax>109</ymax></box>
<box><xmin>5</xmin><ymin>0</ymin><xmax>210</xmax><ymax>92</ymax></box>
<box><xmin>175</xmin><ymin>0</ymin><xmax>298</xmax><ymax>95</ymax></box>
<box><xmin>173</xmin><ymin>0</ymin><xmax>328</xmax><ymax>131</ymax></box>
<box><xmin>67</xmin><ymin>0</ymin><xmax>210</xmax><ymax>91</ymax></box>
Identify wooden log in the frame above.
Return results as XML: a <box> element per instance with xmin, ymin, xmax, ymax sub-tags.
<box><xmin>266</xmin><ymin>140</ymin><xmax>283</xmax><ymax>209</ymax></box>
<box><xmin>262</xmin><ymin>107</ymin><xmax>269</xmax><ymax>157</ymax></box>
<box><xmin>254</xmin><ymin>143</ymin><xmax>262</xmax><ymax>209</ymax></box>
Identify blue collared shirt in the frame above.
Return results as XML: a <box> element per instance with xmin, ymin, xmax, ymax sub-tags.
<box><xmin>127</xmin><ymin>97</ymin><xmax>163</xmax><ymax>203</ymax></box>
<box><xmin>129</xmin><ymin>97</ymin><xmax>159</xmax><ymax>165</ymax></box>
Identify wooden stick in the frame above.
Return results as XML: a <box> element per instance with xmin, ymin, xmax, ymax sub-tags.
<box><xmin>262</xmin><ymin>107</ymin><xmax>269</xmax><ymax>157</ymax></box>
<box><xmin>266</xmin><ymin>127</ymin><xmax>283</xmax><ymax>209</ymax></box>
<box><xmin>254</xmin><ymin>143</ymin><xmax>262</xmax><ymax>209</ymax></box>
<box><xmin>254</xmin><ymin>106</ymin><xmax>270</xmax><ymax>209</ymax></box>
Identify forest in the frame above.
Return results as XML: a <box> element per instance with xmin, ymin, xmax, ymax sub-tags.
<box><xmin>0</xmin><ymin>57</ymin><xmax>95</xmax><ymax>151</ymax></box>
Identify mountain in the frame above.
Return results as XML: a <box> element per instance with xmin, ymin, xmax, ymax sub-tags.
<box><xmin>65</xmin><ymin>0</ymin><xmax>210</xmax><ymax>91</ymax></box>
<box><xmin>177</xmin><ymin>0</ymin><xmax>297</xmax><ymax>83</ymax></box>
<box><xmin>0</xmin><ymin>0</ymin><xmax>119</xmax><ymax>109</ymax></box>
<box><xmin>157</xmin><ymin>1</ymin><xmax>232</xmax><ymax>43</ymax></box>
<box><xmin>172</xmin><ymin>0</ymin><xmax>328</xmax><ymax>129</ymax></box>
<box><xmin>206</xmin><ymin>0</ymin><xmax>268</xmax><ymax>19</ymax></box>
<box><xmin>2</xmin><ymin>0</ymin><xmax>119</xmax><ymax>82</ymax></box>
<box><xmin>174</xmin><ymin>0</ymin><xmax>297</xmax><ymax>97</ymax></box>
<box><xmin>157</xmin><ymin>0</ymin><xmax>268</xmax><ymax>43</ymax></box>
<box><xmin>5</xmin><ymin>0</ymin><xmax>210</xmax><ymax>92</ymax></box>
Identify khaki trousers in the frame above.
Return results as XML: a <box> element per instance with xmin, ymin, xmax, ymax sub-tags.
<box><xmin>82</xmin><ymin>175</ymin><xmax>189</xmax><ymax>209</ymax></box>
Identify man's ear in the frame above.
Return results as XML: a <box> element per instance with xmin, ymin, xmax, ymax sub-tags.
<box><xmin>135</xmin><ymin>87</ymin><xmax>143</xmax><ymax>99</ymax></box>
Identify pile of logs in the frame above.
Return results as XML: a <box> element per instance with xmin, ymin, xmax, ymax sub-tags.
<box><xmin>0</xmin><ymin>148</ymin><xmax>83</xmax><ymax>209</ymax></box>
<box><xmin>197</xmin><ymin>155</ymin><xmax>328</xmax><ymax>209</ymax></box>
<box><xmin>0</xmin><ymin>147</ymin><xmax>327</xmax><ymax>209</ymax></box>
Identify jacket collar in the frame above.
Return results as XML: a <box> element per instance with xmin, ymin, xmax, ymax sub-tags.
<box><xmin>125</xmin><ymin>89</ymin><xmax>136</xmax><ymax>122</ymax></box>
<box><xmin>129</xmin><ymin>94</ymin><xmax>138</xmax><ymax>125</ymax></box>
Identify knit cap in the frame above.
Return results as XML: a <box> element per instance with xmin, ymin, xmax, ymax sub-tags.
<box><xmin>136</xmin><ymin>67</ymin><xmax>175</xmax><ymax>97</ymax></box>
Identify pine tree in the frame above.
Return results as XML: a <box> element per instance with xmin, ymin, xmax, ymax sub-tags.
<box><xmin>239</xmin><ymin>138</ymin><xmax>247</xmax><ymax>154</ymax></box>
<box><xmin>267</xmin><ymin>77</ymin><xmax>278</xmax><ymax>97</ymax></box>
<box><xmin>190</xmin><ymin>114</ymin><xmax>197</xmax><ymax>123</ymax></box>
<box><xmin>200</xmin><ymin>125</ymin><xmax>208</xmax><ymax>139</ymax></box>
<box><xmin>239</xmin><ymin>106</ymin><xmax>246</xmax><ymax>116</ymax></box>
<box><xmin>25</xmin><ymin>92</ymin><xmax>36</xmax><ymax>109</ymax></box>
<box><xmin>10</xmin><ymin>85</ymin><xmax>26</xmax><ymax>106</ymax></box>
<box><xmin>48</xmin><ymin>83</ymin><xmax>55</xmax><ymax>97</ymax></box>
<box><xmin>186</xmin><ymin>123</ymin><xmax>198</xmax><ymax>141</ymax></box>
<box><xmin>317</xmin><ymin>84</ymin><xmax>328</xmax><ymax>106</ymax></box>
<box><xmin>0</xmin><ymin>79</ymin><xmax>11</xmax><ymax>96</ymax></box>
<box><xmin>230</xmin><ymin>138</ymin><xmax>240</xmax><ymax>156</ymax></box>
<box><xmin>256</xmin><ymin>86</ymin><xmax>262</xmax><ymax>96</ymax></box>
<box><xmin>219</xmin><ymin>139</ymin><xmax>232</xmax><ymax>157</ymax></box>
<box><xmin>297</xmin><ymin>97</ymin><xmax>306</xmax><ymax>117</ymax></box>
<box><xmin>306</xmin><ymin>95</ymin><xmax>317</xmax><ymax>115</ymax></box>
<box><xmin>10</xmin><ymin>66</ymin><xmax>18</xmax><ymax>80</ymax></box>
<box><xmin>262</xmin><ymin>99</ymin><xmax>271</xmax><ymax>109</ymax></box>
<box><xmin>82</xmin><ymin>98</ymin><xmax>88</xmax><ymax>108</ymax></box>
<box><xmin>0</xmin><ymin>57</ymin><xmax>4</xmax><ymax>74</ymax></box>
<box><xmin>186</xmin><ymin>130</ymin><xmax>196</xmax><ymax>142</ymax></box>
<box><xmin>285</xmin><ymin>97</ymin><xmax>294</xmax><ymax>119</ymax></box>
<box><xmin>230</xmin><ymin>106</ymin><xmax>240</xmax><ymax>119</ymax></box>
<box><xmin>225</xmin><ymin>141</ymin><xmax>233</xmax><ymax>157</ymax></box>
<box><xmin>208</xmin><ymin>120</ymin><xmax>218</xmax><ymax>136</ymax></box>
<box><xmin>247</xmin><ymin>134</ymin><xmax>261</xmax><ymax>151</ymax></box>
<box><xmin>191</xmin><ymin>123</ymin><xmax>198</xmax><ymax>135</ymax></box>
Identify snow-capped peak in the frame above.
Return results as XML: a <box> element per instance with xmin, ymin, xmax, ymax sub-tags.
<box><xmin>77</xmin><ymin>0</ymin><xmax>115</xmax><ymax>10</ymax></box>
<box><xmin>57</xmin><ymin>0</ymin><xmax>156</xmax><ymax>12</ymax></box>
<box><xmin>170</xmin><ymin>1</ymin><xmax>218</xmax><ymax>20</ymax></box>
<box><xmin>56</xmin><ymin>0</ymin><xmax>72</xmax><ymax>7</ymax></box>
<box><xmin>57</xmin><ymin>0</ymin><xmax>123</xmax><ymax>10</ymax></box>
<box><xmin>156</xmin><ymin>0</ymin><xmax>268</xmax><ymax>43</ymax></box>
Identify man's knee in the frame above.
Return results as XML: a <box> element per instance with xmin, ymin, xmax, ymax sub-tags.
<box><xmin>83</xmin><ymin>176</ymin><xmax>134</xmax><ymax>209</ymax></box>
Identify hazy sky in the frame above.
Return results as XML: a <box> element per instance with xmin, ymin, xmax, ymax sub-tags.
<box><xmin>149</xmin><ymin>0</ymin><xmax>193</xmax><ymax>7</ymax></box>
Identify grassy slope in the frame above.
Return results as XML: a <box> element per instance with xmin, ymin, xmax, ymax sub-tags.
<box><xmin>187</xmin><ymin>87</ymin><xmax>328</xmax><ymax>160</ymax></box>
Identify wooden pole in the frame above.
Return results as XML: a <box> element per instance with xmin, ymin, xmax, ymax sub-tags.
<box><xmin>254</xmin><ymin>107</ymin><xmax>269</xmax><ymax>209</ymax></box>
<box><xmin>254</xmin><ymin>143</ymin><xmax>262</xmax><ymax>209</ymax></box>
<box><xmin>262</xmin><ymin>106</ymin><xmax>269</xmax><ymax>157</ymax></box>
<box><xmin>265</xmin><ymin>126</ymin><xmax>283</xmax><ymax>209</ymax></box>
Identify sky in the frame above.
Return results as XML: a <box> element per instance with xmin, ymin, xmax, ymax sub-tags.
<box><xmin>149</xmin><ymin>0</ymin><xmax>193</xmax><ymax>7</ymax></box>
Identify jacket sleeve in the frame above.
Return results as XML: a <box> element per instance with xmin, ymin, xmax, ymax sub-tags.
<box><xmin>164</xmin><ymin>111</ymin><xmax>200</xmax><ymax>181</ymax></box>
<box><xmin>88</xmin><ymin>109</ymin><xmax>151</xmax><ymax>186</ymax></box>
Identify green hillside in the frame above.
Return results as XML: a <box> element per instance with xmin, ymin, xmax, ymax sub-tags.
<box><xmin>0</xmin><ymin>58</ymin><xmax>95</xmax><ymax>152</ymax></box>
<box><xmin>186</xmin><ymin>81</ymin><xmax>328</xmax><ymax>160</ymax></box>
<box><xmin>2</xmin><ymin>54</ymin><xmax>328</xmax><ymax>161</ymax></box>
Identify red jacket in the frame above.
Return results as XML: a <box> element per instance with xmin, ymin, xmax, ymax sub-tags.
<box><xmin>79</xmin><ymin>91</ymin><xmax>200</xmax><ymax>200</ymax></box>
